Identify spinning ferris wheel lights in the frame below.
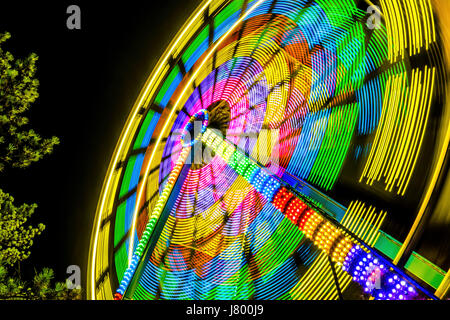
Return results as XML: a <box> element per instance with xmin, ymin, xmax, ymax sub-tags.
<box><xmin>88</xmin><ymin>0</ymin><xmax>450</xmax><ymax>300</ymax></box>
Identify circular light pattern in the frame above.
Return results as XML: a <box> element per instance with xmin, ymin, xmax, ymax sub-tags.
<box><xmin>89</xmin><ymin>0</ymin><xmax>448</xmax><ymax>300</ymax></box>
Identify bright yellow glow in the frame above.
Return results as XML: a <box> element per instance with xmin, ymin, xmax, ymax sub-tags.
<box><xmin>380</xmin><ymin>0</ymin><xmax>435</xmax><ymax>62</ymax></box>
<box><xmin>393</xmin><ymin>79</ymin><xmax>450</xmax><ymax>265</ymax></box>
<box><xmin>435</xmin><ymin>268</ymin><xmax>450</xmax><ymax>299</ymax></box>
<box><xmin>360</xmin><ymin>67</ymin><xmax>435</xmax><ymax>195</ymax></box>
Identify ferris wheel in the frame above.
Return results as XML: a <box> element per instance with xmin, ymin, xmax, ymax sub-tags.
<box><xmin>88</xmin><ymin>0</ymin><xmax>450</xmax><ymax>300</ymax></box>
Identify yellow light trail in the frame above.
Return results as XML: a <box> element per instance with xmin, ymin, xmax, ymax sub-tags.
<box><xmin>360</xmin><ymin>67</ymin><xmax>435</xmax><ymax>195</ymax></box>
<box><xmin>380</xmin><ymin>0</ymin><xmax>435</xmax><ymax>62</ymax></box>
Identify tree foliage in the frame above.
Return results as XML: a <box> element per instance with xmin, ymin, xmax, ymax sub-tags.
<box><xmin>0</xmin><ymin>189</ymin><xmax>45</xmax><ymax>266</ymax></box>
<box><xmin>0</xmin><ymin>189</ymin><xmax>81</xmax><ymax>300</ymax></box>
<box><xmin>0</xmin><ymin>32</ymin><xmax>59</xmax><ymax>173</ymax></box>
<box><xmin>0</xmin><ymin>264</ymin><xmax>81</xmax><ymax>300</ymax></box>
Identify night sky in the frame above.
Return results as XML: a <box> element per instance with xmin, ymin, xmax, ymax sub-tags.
<box><xmin>0</xmin><ymin>0</ymin><xmax>198</xmax><ymax>294</ymax></box>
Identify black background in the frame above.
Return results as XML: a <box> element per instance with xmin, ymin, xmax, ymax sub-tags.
<box><xmin>0</xmin><ymin>0</ymin><xmax>199</xmax><ymax>295</ymax></box>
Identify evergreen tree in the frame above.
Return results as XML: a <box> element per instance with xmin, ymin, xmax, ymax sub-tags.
<box><xmin>0</xmin><ymin>32</ymin><xmax>80</xmax><ymax>299</ymax></box>
<box><xmin>0</xmin><ymin>31</ymin><xmax>59</xmax><ymax>172</ymax></box>
<box><xmin>0</xmin><ymin>189</ymin><xmax>45</xmax><ymax>266</ymax></box>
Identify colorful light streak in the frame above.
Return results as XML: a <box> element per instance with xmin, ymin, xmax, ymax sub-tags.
<box><xmin>89</xmin><ymin>0</ymin><xmax>446</xmax><ymax>301</ymax></box>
